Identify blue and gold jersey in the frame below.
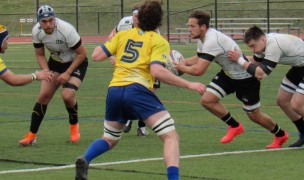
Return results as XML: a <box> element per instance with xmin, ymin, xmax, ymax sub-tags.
<box><xmin>101</xmin><ymin>27</ymin><xmax>169</xmax><ymax>89</ymax></box>
<box><xmin>0</xmin><ymin>57</ymin><xmax>8</xmax><ymax>75</ymax></box>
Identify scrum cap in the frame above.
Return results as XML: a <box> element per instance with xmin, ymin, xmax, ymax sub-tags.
<box><xmin>37</xmin><ymin>5</ymin><xmax>55</xmax><ymax>21</ymax></box>
<box><xmin>0</xmin><ymin>25</ymin><xmax>9</xmax><ymax>52</ymax></box>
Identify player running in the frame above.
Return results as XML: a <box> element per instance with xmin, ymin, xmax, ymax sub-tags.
<box><xmin>229</xmin><ymin>25</ymin><xmax>304</xmax><ymax>147</ymax></box>
<box><xmin>175</xmin><ymin>10</ymin><xmax>288</xmax><ymax>148</ymax></box>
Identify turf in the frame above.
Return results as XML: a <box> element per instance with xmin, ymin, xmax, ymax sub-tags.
<box><xmin>0</xmin><ymin>43</ymin><xmax>302</xmax><ymax>180</ymax></box>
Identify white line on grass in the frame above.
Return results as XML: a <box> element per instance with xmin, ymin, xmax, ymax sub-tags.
<box><xmin>0</xmin><ymin>147</ymin><xmax>302</xmax><ymax>174</ymax></box>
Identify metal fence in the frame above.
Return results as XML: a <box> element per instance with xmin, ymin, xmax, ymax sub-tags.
<box><xmin>1</xmin><ymin>0</ymin><xmax>304</xmax><ymax>40</ymax></box>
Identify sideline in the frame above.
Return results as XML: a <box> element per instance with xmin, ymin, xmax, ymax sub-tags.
<box><xmin>0</xmin><ymin>147</ymin><xmax>302</xmax><ymax>174</ymax></box>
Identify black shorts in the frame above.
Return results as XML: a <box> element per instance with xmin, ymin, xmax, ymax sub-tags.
<box><xmin>48</xmin><ymin>57</ymin><xmax>88</xmax><ymax>81</ymax></box>
<box><xmin>285</xmin><ymin>66</ymin><xmax>304</xmax><ymax>86</ymax></box>
<box><xmin>207</xmin><ymin>69</ymin><xmax>260</xmax><ymax>106</ymax></box>
<box><xmin>153</xmin><ymin>79</ymin><xmax>161</xmax><ymax>89</ymax></box>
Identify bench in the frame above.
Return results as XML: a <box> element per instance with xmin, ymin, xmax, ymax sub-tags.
<box><xmin>210</xmin><ymin>17</ymin><xmax>301</xmax><ymax>37</ymax></box>
<box><xmin>167</xmin><ymin>28</ymin><xmax>192</xmax><ymax>43</ymax></box>
<box><xmin>169</xmin><ymin>19</ymin><xmax>301</xmax><ymax>41</ymax></box>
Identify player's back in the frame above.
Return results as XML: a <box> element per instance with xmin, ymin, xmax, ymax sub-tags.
<box><xmin>104</xmin><ymin>28</ymin><xmax>169</xmax><ymax>89</ymax></box>
<box><xmin>202</xmin><ymin>28</ymin><xmax>251</xmax><ymax>79</ymax></box>
<box><xmin>266</xmin><ymin>33</ymin><xmax>304</xmax><ymax>66</ymax></box>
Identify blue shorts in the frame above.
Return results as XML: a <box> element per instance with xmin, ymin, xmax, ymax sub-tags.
<box><xmin>105</xmin><ymin>83</ymin><xmax>166</xmax><ymax>124</ymax></box>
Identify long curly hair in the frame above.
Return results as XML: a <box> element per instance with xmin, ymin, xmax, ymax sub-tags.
<box><xmin>138</xmin><ymin>0</ymin><xmax>163</xmax><ymax>31</ymax></box>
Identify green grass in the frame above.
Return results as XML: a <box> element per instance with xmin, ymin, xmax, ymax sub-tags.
<box><xmin>0</xmin><ymin>43</ymin><xmax>302</xmax><ymax>180</ymax></box>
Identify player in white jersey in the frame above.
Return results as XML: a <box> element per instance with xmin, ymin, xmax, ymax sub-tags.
<box><xmin>229</xmin><ymin>25</ymin><xmax>304</xmax><ymax>147</ymax></box>
<box><xmin>108</xmin><ymin>16</ymin><xmax>133</xmax><ymax>40</ymax></box>
<box><xmin>19</xmin><ymin>5</ymin><xmax>88</xmax><ymax>146</ymax></box>
<box><xmin>175</xmin><ymin>10</ymin><xmax>288</xmax><ymax>148</ymax></box>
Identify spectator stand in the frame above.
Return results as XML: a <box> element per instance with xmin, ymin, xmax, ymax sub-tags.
<box><xmin>167</xmin><ymin>17</ymin><xmax>301</xmax><ymax>42</ymax></box>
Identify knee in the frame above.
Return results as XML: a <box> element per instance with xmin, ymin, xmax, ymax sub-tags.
<box><xmin>38</xmin><ymin>93</ymin><xmax>53</xmax><ymax>103</ymax></box>
<box><xmin>276</xmin><ymin>97</ymin><xmax>287</xmax><ymax>108</ymax></box>
<box><xmin>200</xmin><ymin>97</ymin><xmax>210</xmax><ymax>108</ymax></box>
<box><xmin>291</xmin><ymin>100</ymin><xmax>302</xmax><ymax>114</ymax></box>
<box><xmin>61</xmin><ymin>91</ymin><xmax>75</xmax><ymax>103</ymax></box>
<box><xmin>160</xmin><ymin>130</ymin><xmax>179</xmax><ymax>143</ymax></box>
<box><xmin>246</xmin><ymin>110</ymin><xmax>259</xmax><ymax>123</ymax></box>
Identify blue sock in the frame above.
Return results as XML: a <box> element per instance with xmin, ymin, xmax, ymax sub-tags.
<box><xmin>167</xmin><ymin>166</ymin><xmax>179</xmax><ymax>180</ymax></box>
<box><xmin>84</xmin><ymin>139</ymin><xmax>110</xmax><ymax>163</ymax></box>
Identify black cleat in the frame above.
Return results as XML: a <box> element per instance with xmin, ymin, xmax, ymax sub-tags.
<box><xmin>75</xmin><ymin>156</ymin><xmax>89</xmax><ymax>180</ymax></box>
<box><xmin>123</xmin><ymin>120</ymin><xmax>133</xmax><ymax>133</ymax></box>
<box><xmin>289</xmin><ymin>133</ymin><xmax>304</xmax><ymax>147</ymax></box>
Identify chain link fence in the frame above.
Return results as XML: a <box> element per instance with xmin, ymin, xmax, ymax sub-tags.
<box><xmin>1</xmin><ymin>0</ymin><xmax>304</xmax><ymax>41</ymax></box>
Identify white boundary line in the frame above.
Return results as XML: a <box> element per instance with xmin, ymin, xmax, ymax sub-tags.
<box><xmin>0</xmin><ymin>147</ymin><xmax>302</xmax><ymax>175</ymax></box>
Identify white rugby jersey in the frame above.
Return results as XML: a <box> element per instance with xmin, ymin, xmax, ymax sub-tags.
<box><xmin>116</xmin><ymin>16</ymin><xmax>133</xmax><ymax>32</ymax></box>
<box><xmin>197</xmin><ymin>28</ymin><xmax>251</xmax><ymax>79</ymax></box>
<box><xmin>256</xmin><ymin>33</ymin><xmax>304</xmax><ymax>67</ymax></box>
<box><xmin>32</xmin><ymin>18</ymin><xmax>80</xmax><ymax>63</ymax></box>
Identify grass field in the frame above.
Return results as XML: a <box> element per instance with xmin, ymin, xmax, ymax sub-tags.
<box><xmin>0</xmin><ymin>42</ymin><xmax>303</xmax><ymax>180</ymax></box>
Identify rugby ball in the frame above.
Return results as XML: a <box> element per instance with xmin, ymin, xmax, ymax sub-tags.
<box><xmin>166</xmin><ymin>50</ymin><xmax>184</xmax><ymax>76</ymax></box>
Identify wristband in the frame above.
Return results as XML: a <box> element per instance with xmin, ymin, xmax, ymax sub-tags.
<box><xmin>237</xmin><ymin>57</ymin><xmax>246</xmax><ymax>66</ymax></box>
<box><xmin>31</xmin><ymin>73</ymin><xmax>37</xmax><ymax>81</ymax></box>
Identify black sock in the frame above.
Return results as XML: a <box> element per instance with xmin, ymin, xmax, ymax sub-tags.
<box><xmin>271</xmin><ymin>124</ymin><xmax>285</xmax><ymax>137</ymax></box>
<box><xmin>30</xmin><ymin>102</ymin><xmax>47</xmax><ymax>133</ymax></box>
<box><xmin>221</xmin><ymin>113</ymin><xmax>239</xmax><ymax>127</ymax></box>
<box><xmin>293</xmin><ymin>117</ymin><xmax>304</xmax><ymax>135</ymax></box>
<box><xmin>138</xmin><ymin>120</ymin><xmax>146</xmax><ymax>128</ymax></box>
<box><xmin>66</xmin><ymin>103</ymin><xmax>78</xmax><ymax>125</ymax></box>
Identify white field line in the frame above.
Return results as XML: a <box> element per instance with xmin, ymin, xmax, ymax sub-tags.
<box><xmin>0</xmin><ymin>147</ymin><xmax>302</xmax><ymax>174</ymax></box>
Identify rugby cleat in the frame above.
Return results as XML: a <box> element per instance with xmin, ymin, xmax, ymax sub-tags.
<box><xmin>70</xmin><ymin>123</ymin><xmax>80</xmax><ymax>143</ymax></box>
<box><xmin>137</xmin><ymin>127</ymin><xmax>149</xmax><ymax>136</ymax></box>
<box><xmin>220</xmin><ymin>124</ymin><xmax>244</xmax><ymax>144</ymax></box>
<box><xmin>288</xmin><ymin>133</ymin><xmax>304</xmax><ymax>147</ymax></box>
<box><xmin>19</xmin><ymin>132</ymin><xmax>37</xmax><ymax>146</ymax></box>
<box><xmin>123</xmin><ymin>120</ymin><xmax>133</xmax><ymax>133</ymax></box>
<box><xmin>266</xmin><ymin>131</ymin><xmax>288</xmax><ymax>149</ymax></box>
<box><xmin>75</xmin><ymin>156</ymin><xmax>89</xmax><ymax>180</ymax></box>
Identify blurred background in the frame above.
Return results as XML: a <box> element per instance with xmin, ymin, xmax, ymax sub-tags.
<box><xmin>1</xmin><ymin>0</ymin><xmax>304</xmax><ymax>41</ymax></box>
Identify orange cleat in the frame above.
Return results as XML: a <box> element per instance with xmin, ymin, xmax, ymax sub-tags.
<box><xmin>70</xmin><ymin>123</ymin><xmax>80</xmax><ymax>143</ymax></box>
<box><xmin>266</xmin><ymin>131</ymin><xmax>288</xmax><ymax>149</ymax></box>
<box><xmin>19</xmin><ymin>132</ymin><xmax>37</xmax><ymax>146</ymax></box>
<box><xmin>221</xmin><ymin>124</ymin><xmax>245</xmax><ymax>144</ymax></box>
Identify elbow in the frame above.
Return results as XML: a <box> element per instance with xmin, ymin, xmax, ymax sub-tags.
<box><xmin>192</xmin><ymin>69</ymin><xmax>205</xmax><ymax>76</ymax></box>
<box><xmin>6</xmin><ymin>80</ymin><xmax>20</xmax><ymax>86</ymax></box>
<box><xmin>195</xmin><ymin>71</ymin><xmax>205</xmax><ymax>76</ymax></box>
<box><xmin>255</xmin><ymin>73</ymin><xmax>266</xmax><ymax>81</ymax></box>
<box><xmin>254</xmin><ymin>68</ymin><xmax>268</xmax><ymax>80</ymax></box>
<box><xmin>151</xmin><ymin>71</ymin><xmax>160</xmax><ymax>79</ymax></box>
<box><xmin>91</xmin><ymin>54</ymin><xmax>100</xmax><ymax>62</ymax></box>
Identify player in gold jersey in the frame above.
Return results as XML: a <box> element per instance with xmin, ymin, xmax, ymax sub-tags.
<box><xmin>75</xmin><ymin>1</ymin><xmax>205</xmax><ymax>180</ymax></box>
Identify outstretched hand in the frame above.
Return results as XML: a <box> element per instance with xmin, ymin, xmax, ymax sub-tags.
<box><xmin>34</xmin><ymin>70</ymin><xmax>54</xmax><ymax>82</ymax></box>
<box><xmin>188</xmin><ymin>82</ymin><xmax>206</xmax><ymax>96</ymax></box>
<box><xmin>109</xmin><ymin>56</ymin><xmax>116</xmax><ymax>65</ymax></box>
